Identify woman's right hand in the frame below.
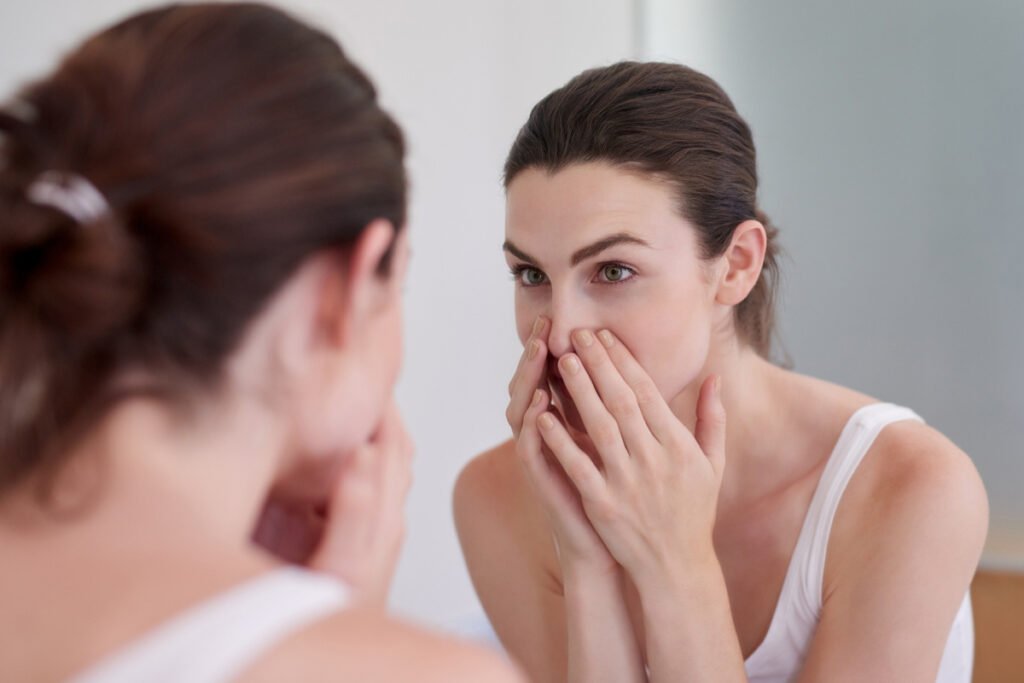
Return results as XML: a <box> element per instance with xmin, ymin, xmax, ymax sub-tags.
<box><xmin>253</xmin><ymin>401</ymin><xmax>413</xmax><ymax>608</ymax></box>
<box><xmin>310</xmin><ymin>401</ymin><xmax>413</xmax><ymax>606</ymax></box>
<box><xmin>508</xmin><ymin>317</ymin><xmax>616</xmax><ymax>575</ymax></box>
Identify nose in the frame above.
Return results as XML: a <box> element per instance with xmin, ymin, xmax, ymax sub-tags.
<box><xmin>546</xmin><ymin>293</ymin><xmax>598</xmax><ymax>358</ymax></box>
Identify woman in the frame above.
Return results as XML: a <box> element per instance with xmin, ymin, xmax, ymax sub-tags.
<box><xmin>0</xmin><ymin>4</ymin><xmax>522</xmax><ymax>682</ymax></box>
<box><xmin>455</xmin><ymin>61</ymin><xmax>987</xmax><ymax>682</ymax></box>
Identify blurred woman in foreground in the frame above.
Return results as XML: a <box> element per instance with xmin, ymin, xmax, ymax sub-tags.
<box><xmin>0</xmin><ymin>4</ymin><xmax>521</xmax><ymax>681</ymax></box>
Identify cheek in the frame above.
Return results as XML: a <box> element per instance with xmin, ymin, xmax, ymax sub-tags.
<box><xmin>386</xmin><ymin>309</ymin><xmax>404</xmax><ymax>383</ymax></box>
<box><xmin>613</xmin><ymin>283</ymin><xmax>713</xmax><ymax>399</ymax></box>
<box><xmin>514</xmin><ymin>292</ymin><xmax>537</xmax><ymax>345</ymax></box>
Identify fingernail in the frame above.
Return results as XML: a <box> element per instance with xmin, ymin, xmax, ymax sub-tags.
<box><xmin>538</xmin><ymin>413</ymin><xmax>555</xmax><ymax>430</ymax></box>
<box><xmin>714</xmin><ymin>375</ymin><xmax>722</xmax><ymax>395</ymax></box>
<box><xmin>532</xmin><ymin>316</ymin><xmax>546</xmax><ymax>336</ymax></box>
<box><xmin>561</xmin><ymin>354</ymin><xmax>581</xmax><ymax>375</ymax></box>
<box><xmin>597</xmin><ymin>329</ymin><xmax>614</xmax><ymax>348</ymax></box>
<box><xmin>527</xmin><ymin>339</ymin><xmax>541</xmax><ymax>360</ymax></box>
<box><xmin>532</xmin><ymin>389</ymin><xmax>543</xmax><ymax>407</ymax></box>
<box><xmin>573</xmin><ymin>329</ymin><xmax>594</xmax><ymax>348</ymax></box>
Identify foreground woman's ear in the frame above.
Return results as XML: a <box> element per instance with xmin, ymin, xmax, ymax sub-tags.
<box><xmin>320</xmin><ymin>219</ymin><xmax>403</xmax><ymax>347</ymax></box>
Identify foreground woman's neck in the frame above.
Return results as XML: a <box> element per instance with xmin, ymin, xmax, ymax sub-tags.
<box><xmin>0</xmin><ymin>394</ymin><xmax>287</xmax><ymax>551</ymax></box>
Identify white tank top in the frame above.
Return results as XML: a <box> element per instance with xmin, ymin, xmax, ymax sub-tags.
<box><xmin>744</xmin><ymin>403</ymin><xmax>973</xmax><ymax>682</ymax></box>
<box><xmin>67</xmin><ymin>567</ymin><xmax>349</xmax><ymax>683</ymax></box>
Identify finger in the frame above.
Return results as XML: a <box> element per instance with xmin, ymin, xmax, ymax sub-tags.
<box><xmin>507</xmin><ymin>315</ymin><xmax>548</xmax><ymax>397</ymax></box>
<box><xmin>374</xmin><ymin>402</ymin><xmax>415</xmax><ymax>486</ymax></box>
<box><xmin>506</xmin><ymin>317</ymin><xmax>550</xmax><ymax>436</ymax></box>
<box><xmin>377</xmin><ymin>408</ymin><xmax>413</xmax><ymax>537</ymax></box>
<box><xmin>595</xmin><ymin>329</ymin><xmax>683</xmax><ymax>444</ymax></box>
<box><xmin>695</xmin><ymin>375</ymin><xmax>727</xmax><ymax>476</ymax></box>
<box><xmin>571</xmin><ymin>329</ymin><xmax>655</xmax><ymax>458</ymax></box>
<box><xmin>518</xmin><ymin>389</ymin><xmax>584</xmax><ymax>507</ymax></box>
<box><xmin>537</xmin><ymin>408</ymin><xmax>607</xmax><ymax>503</ymax></box>
<box><xmin>556</xmin><ymin>349</ymin><xmax>630</xmax><ymax>479</ymax></box>
<box><xmin>517</xmin><ymin>389</ymin><xmax>560</xmax><ymax>499</ymax></box>
<box><xmin>311</xmin><ymin>445</ymin><xmax>376</xmax><ymax>574</ymax></box>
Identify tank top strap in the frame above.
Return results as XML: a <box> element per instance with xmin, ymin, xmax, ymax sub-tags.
<box><xmin>795</xmin><ymin>402</ymin><xmax>924</xmax><ymax>613</ymax></box>
<box><xmin>68</xmin><ymin>567</ymin><xmax>350</xmax><ymax>683</ymax></box>
<box><xmin>746</xmin><ymin>403</ymin><xmax>977</xmax><ymax>681</ymax></box>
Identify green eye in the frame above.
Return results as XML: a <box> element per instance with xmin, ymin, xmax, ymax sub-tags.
<box><xmin>519</xmin><ymin>267</ymin><xmax>547</xmax><ymax>286</ymax></box>
<box><xmin>598</xmin><ymin>264</ymin><xmax>635</xmax><ymax>283</ymax></box>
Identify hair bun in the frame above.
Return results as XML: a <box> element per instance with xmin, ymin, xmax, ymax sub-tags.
<box><xmin>1</xmin><ymin>189</ymin><xmax>144</xmax><ymax>345</ymax></box>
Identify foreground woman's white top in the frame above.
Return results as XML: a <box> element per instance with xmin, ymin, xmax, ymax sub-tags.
<box><xmin>744</xmin><ymin>403</ymin><xmax>973</xmax><ymax>682</ymax></box>
<box><xmin>68</xmin><ymin>566</ymin><xmax>350</xmax><ymax>683</ymax></box>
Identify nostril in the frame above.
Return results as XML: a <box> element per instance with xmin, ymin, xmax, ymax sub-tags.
<box><xmin>547</xmin><ymin>355</ymin><xmax>562</xmax><ymax>380</ymax></box>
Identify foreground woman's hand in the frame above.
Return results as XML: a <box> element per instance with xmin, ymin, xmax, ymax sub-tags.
<box><xmin>536</xmin><ymin>328</ymin><xmax>727</xmax><ymax>587</ymax></box>
<box><xmin>253</xmin><ymin>401</ymin><xmax>413</xmax><ymax>607</ymax></box>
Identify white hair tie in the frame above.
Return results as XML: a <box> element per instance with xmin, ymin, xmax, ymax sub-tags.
<box><xmin>27</xmin><ymin>171</ymin><xmax>109</xmax><ymax>225</ymax></box>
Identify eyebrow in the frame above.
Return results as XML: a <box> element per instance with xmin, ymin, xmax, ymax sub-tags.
<box><xmin>503</xmin><ymin>232</ymin><xmax>652</xmax><ymax>267</ymax></box>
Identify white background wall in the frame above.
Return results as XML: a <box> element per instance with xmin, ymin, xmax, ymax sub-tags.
<box><xmin>0</xmin><ymin>0</ymin><xmax>636</xmax><ymax>630</ymax></box>
<box><xmin>645</xmin><ymin>0</ymin><xmax>1024</xmax><ymax>567</ymax></box>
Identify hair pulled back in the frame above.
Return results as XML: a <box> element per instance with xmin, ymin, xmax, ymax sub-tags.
<box><xmin>0</xmin><ymin>2</ymin><xmax>406</xmax><ymax>496</ymax></box>
<box><xmin>505</xmin><ymin>61</ymin><xmax>779</xmax><ymax>356</ymax></box>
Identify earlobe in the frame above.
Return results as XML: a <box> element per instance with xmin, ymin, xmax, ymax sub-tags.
<box><xmin>716</xmin><ymin>219</ymin><xmax>767</xmax><ymax>306</ymax></box>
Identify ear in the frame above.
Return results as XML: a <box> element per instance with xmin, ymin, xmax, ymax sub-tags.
<box><xmin>714</xmin><ymin>219</ymin><xmax>766</xmax><ymax>306</ymax></box>
<box><xmin>318</xmin><ymin>219</ymin><xmax>402</xmax><ymax>347</ymax></box>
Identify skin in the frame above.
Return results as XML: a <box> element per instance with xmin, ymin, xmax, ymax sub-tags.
<box><xmin>0</xmin><ymin>221</ymin><xmax>523</xmax><ymax>683</ymax></box>
<box><xmin>455</xmin><ymin>162</ymin><xmax>988</xmax><ymax>682</ymax></box>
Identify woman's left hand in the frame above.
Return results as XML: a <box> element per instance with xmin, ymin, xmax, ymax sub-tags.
<box><xmin>536</xmin><ymin>328</ymin><xmax>727</xmax><ymax>587</ymax></box>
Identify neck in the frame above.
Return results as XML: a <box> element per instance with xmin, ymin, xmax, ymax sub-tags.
<box><xmin>668</xmin><ymin>336</ymin><xmax>798</xmax><ymax>506</ymax></box>
<box><xmin>2</xmin><ymin>392</ymin><xmax>288</xmax><ymax>551</ymax></box>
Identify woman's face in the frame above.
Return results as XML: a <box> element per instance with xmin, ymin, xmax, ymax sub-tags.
<box><xmin>505</xmin><ymin>162</ymin><xmax>722</xmax><ymax>427</ymax></box>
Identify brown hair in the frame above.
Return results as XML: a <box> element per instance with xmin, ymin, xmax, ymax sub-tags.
<box><xmin>0</xmin><ymin>3</ymin><xmax>406</xmax><ymax>497</ymax></box>
<box><xmin>504</xmin><ymin>61</ymin><xmax>780</xmax><ymax>356</ymax></box>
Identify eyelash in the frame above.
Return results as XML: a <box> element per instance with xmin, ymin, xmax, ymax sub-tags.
<box><xmin>508</xmin><ymin>262</ymin><xmax>638</xmax><ymax>288</ymax></box>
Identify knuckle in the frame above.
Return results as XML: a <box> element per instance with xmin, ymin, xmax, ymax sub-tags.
<box><xmin>568</xmin><ymin>460</ymin><xmax>595</xmax><ymax>486</ymax></box>
<box><xmin>665</xmin><ymin>432</ymin><xmax>689</xmax><ymax>455</ymax></box>
<box><xmin>607</xmin><ymin>393</ymin><xmax>639</xmax><ymax>419</ymax></box>
<box><xmin>633</xmin><ymin>380</ymin><xmax>661</xmax><ymax>407</ymax></box>
<box><xmin>591</xmin><ymin>421</ymin><xmax>621</xmax><ymax>449</ymax></box>
<box><xmin>587</xmin><ymin>495</ymin><xmax>617</xmax><ymax>523</ymax></box>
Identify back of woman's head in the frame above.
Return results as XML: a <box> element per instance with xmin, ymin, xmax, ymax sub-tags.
<box><xmin>0</xmin><ymin>2</ymin><xmax>406</xmax><ymax>496</ymax></box>
<box><xmin>504</xmin><ymin>61</ymin><xmax>780</xmax><ymax>357</ymax></box>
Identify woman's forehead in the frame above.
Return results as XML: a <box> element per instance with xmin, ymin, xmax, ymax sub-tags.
<box><xmin>505</xmin><ymin>164</ymin><xmax>690</xmax><ymax>256</ymax></box>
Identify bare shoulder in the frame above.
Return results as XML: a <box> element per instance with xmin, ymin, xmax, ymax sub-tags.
<box><xmin>454</xmin><ymin>439</ymin><xmax>523</xmax><ymax>508</ymax></box>
<box><xmin>453</xmin><ymin>439</ymin><xmax>549</xmax><ymax>552</ymax></box>
<box><xmin>452</xmin><ymin>439</ymin><xmax>566</xmax><ymax>675</ymax></box>
<box><xmin>828</xmin><ymin>416</ymin><xmax>989</xmax><ymax>591</ymax></box>
<box><xmin>855</xmin><ymin>418</ymin><xmax>987</xmax><ymax>534</ymax></box>
<box><xmin>802</xmin><ymin>415</ymin><xmax>989</xmax><ymax>677</ymax></box>
<box><xmin>237</xmin><ymin>606</ymin><xmax>524</xmax><ymax>683</ymax></box>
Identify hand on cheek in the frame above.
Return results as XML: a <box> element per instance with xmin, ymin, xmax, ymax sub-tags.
<box><xmin>252</xmin><ymin>401</ymin><xmax>413</xmax><ymax>607</ymax></box>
